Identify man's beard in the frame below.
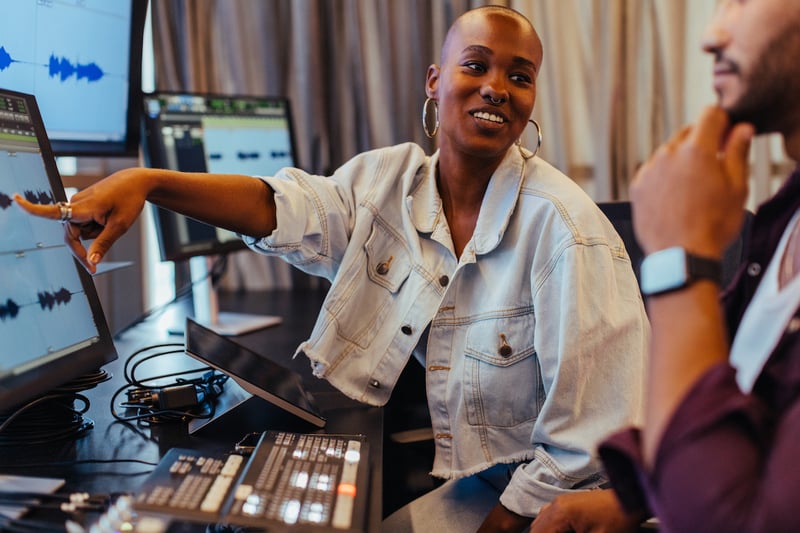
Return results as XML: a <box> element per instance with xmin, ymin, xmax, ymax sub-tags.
<box><xmin>723</xmin><ymin>27</ymin><xmax>800</xmax><ymax>134</ymax></box>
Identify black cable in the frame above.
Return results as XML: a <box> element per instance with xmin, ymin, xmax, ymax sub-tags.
<box><xmin>111</xmin><ymin>343</ymin><xmax>227</xmax><ymax>425</ymax></box>
<box><xmin>123</xmin><ymin>345</ymin><xmax>185</xmax><ymax>386</ymax></box>
<box><xmin>0</xmin><ymin>458</ymin><xmax>158</xmax><ymax>469</ymax></box>
<box><xmin>0</xmin><ymin>393</ymin><xmax>93</xmax><ymax>446</ymax></box>
<box><xmin>71</xmin><ymin>458</ymin><xmax>158</xmax><ymax>477</ymax></box>
<box><xmin>0</xmin><ymin>367</ymin><xmax>112</xmax><ymax>445</ymax></box>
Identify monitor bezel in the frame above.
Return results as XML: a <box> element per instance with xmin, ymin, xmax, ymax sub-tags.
<box><xmin>8</xmin><ymin>1</ymin><xmax>149</xmax><ymax>157</ymax></box>
<box><xmin>184</xmin><ymin>317</ymin><xmax>326</xmax><ymax>428</ymax></box>
<box><xmin>0</xmin><ymin>88</ymin><xmax>118</xmax><ymax>412</ymax></box>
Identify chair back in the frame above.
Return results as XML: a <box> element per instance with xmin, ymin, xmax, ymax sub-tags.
<box><xmin>597</xmin><ymin>201</ymin><xmax>753</xmax><ymax>289</ymax></box>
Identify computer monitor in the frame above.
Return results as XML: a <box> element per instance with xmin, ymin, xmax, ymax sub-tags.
<box><xmin>141</xmin><ymin>91</ymin><xmax>297</xmax><ymax>335</ymax></box>
<box><xmin>0</xmin><ymin>88</ymin><xmax>118</xmax><ymax>413</ymax></box>
<box><xmin>0</xmin><ymin>0</ymin><xmax>147</xmax><ymax>157</ymax></box>
<box><xmin>141</xmin><ymin>91</ymin><xmax>298</xmax><ymax>262</ymax></box>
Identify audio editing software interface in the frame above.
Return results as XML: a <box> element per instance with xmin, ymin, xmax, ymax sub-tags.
<box><xmin>0</xmin><ymin>91</ymin><xmax>103</xmax><ymax>376</ymax></box>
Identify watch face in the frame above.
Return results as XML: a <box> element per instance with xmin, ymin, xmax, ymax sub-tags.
<box><xmin>640</xmin><ymin>247</ymin><xmax>688</xmax><ymax>295</ymax></box>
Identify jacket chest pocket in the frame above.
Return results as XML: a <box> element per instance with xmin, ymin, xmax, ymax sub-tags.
<box><xmin>325</xmin><ymin>222</ymin><xmax>412</xmax><ymax>347</ymax></box>
<box><xmin>463</xmin><ymin>314</ymin><xmax>542</xmax><ymax>427</ymax></box>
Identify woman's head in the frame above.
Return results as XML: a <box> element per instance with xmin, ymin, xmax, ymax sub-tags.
<box><xmin>426</xmin><ymin>6</ymin><xmax>543</xmax><ymax>161</ymax></box>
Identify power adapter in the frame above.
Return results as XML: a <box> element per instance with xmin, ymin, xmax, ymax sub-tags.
<box><xmin>129</xmin><ymin>384</ymin><xmax>201</xmax><ymax>410</ymax></box>
<box><xmin>153</xmin><ymin>384</ymin><xmax>201</xmax><ymax>409</ymax></box>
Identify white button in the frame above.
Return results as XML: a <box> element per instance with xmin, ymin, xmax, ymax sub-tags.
<box><xmin>747</xmin><ymin>263</ymin><xmax>761</xmax><ymax>276</ymax></box>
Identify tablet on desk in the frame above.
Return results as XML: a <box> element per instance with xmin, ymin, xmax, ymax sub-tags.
<box><xmin>184</xmin><ymin>317</ymin><xmax>327</xmax><ymax>432</ymax></box>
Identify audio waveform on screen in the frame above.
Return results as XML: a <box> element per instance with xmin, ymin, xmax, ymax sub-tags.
<box><xmin>0</xmin><ymin>46</ymin><xmax>15</xmax><ymax>72</ymax></box>
<box><xmin>48</xmin><ymin>54</ymin><xmax>104</xmax><ymax>83</ymax></box>
<box><xmin>22</xmin><ymin>189</ymin><xmax>54</xmax><ymax>205</ymax></box>
<box><xmin>0</xmin><ymin>288</ymin><xmax>76</xmax><ymax>321</ymax></box>
<box><xmin>0</xmin><ymin>192</ymin><xmax>12</xmax><ymax>210</ymax></box>
<box><xmin>0</xmin><ymin>298</ymin><xmax>20</xmax><ymax>321</ymax></box>
<box><xmin>38</xmin><ymin>288</ymin><xmax>72</xmax><ymax>310</ymax></box>
<box><xmin>237</xmin><ymin>151</ymin><xmax>261</xmax><ymax>161</ymax></box>
<box><xmin>0</xmin><ymin>45</ymin><xmax>105</xmax><ymax>83</ymax></box>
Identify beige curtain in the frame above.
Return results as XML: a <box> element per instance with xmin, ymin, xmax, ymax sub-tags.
<box><xmin>514</xmin><ymin>0</ymin><xmax>720</xmax><ymax>200</ymax></box>
<box><xmin>151</xmin><ymin>0</ymin><xmax>495</xmax><ymax>289</ymax></box>
<box><xmin>151</xmin><ymin>0</ymin><xmax>751</xmax><ymax>287</ymax></box>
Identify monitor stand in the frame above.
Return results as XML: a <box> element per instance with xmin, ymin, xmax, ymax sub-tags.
<box><xmin>176</xmin><ymin>256</ymin><xmax>283</xmax><ymax>336</ymax></box>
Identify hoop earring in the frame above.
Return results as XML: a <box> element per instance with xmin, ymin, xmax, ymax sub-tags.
<box><xmin>528</xmin><ymin>119</ymin><xmax>542</xmax><ymax>157</ymax></box>
<box><xmin>422</xmin><ymin>97</ymin><xmax>439</xmax><ymax>138</ymax></box>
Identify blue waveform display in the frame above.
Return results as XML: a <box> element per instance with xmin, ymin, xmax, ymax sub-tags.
<box><xmin>237</xmin><ymin>151</ymin><xmax>261</xmax><ymax>161</ymax></box>
<box><xmin>38</xmin><ymin>288</ymin><xmax>72</xmax><ymax>310</ymax></box>
<box><xmin>0</xmin><ymin>298</ymin><xmax>20</xmax><ymax>321</ymax></box>
<box><xmin>48</xmin><ymin>53</ymin><xmax>104</xmax><ymax>82</ymax></box>
<box><xmin>23</xmin><ymin>189</ymin><xmax>54</xmax><ymax>205</ymax></box>
<box><xmin>0</xmin><ymin>46</ymin><xmax>14</xmax><ymax>72</ymax></box>
<box><xmin>0</xmin><ymin>45</ymin><xmax>105</xmax><ymax>83</ymax></box>
<box><xmin>0</xmin><ymin>192</ymin><xmax>12</xmax><ymax>210</ymax></box>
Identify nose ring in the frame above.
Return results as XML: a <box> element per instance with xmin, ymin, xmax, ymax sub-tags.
<box><xmin>489</xmin><ymin>96</ymin><xmax>503</xmax><ymax>105</ymax></box>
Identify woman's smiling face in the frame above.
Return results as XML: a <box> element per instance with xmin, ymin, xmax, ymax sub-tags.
<box><xmin>426</xmin><ymin>8</ymin><xmax>543</xmax><ymax>162</ymax></box>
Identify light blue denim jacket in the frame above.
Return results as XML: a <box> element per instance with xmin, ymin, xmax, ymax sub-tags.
<box><xmin>244</xmin><ymin>142</ymin><xmax>648</xmax><ymax>515</ymax></box>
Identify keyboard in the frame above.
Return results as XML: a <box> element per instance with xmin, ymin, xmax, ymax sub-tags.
<box><xmin>133</xmin><ymin>431</ymin><xmax>370</xmax><ymax>532</ymax></box>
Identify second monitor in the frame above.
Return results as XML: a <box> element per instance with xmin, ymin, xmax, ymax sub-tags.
<box><xmin>141</xmin><ymin>91</ymin><xmax>298</xmax><ymax>335</ymax></box>
<box><xmin>141</xmin><ymin>91</ymin><xmax>297</xmax><ymax>262</ymax></box>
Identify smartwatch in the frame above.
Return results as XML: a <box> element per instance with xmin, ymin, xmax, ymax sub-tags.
<box><xmin>639</xmin><ymin>246</ymin><xmax>722</xmax><ymax>297</ymax></box>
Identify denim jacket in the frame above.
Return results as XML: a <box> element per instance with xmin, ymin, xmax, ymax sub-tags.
<box><xmin>244</xmin><ymin>142</ymin><xmax>648</xmax><ymax>515</ymax></box>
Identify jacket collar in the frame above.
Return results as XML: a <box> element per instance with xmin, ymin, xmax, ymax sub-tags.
<box><xmin>408</xmin><ymin>146</ymin><xmax>529</xmax><ymax>256</ymax></box>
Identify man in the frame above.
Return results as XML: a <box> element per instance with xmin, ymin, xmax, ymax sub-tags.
<box><xmin>531</xmin><ymin>0</ymin><xmax>800</xmax><ymax>531</ymax></box>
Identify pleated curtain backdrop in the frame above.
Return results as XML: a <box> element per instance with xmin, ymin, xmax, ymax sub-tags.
<box><xmin>150</xmin><ymin>0</ymin><xmax>776</xmax><ymax>290</ymax></box>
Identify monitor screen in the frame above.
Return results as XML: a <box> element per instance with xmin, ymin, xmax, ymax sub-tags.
<box><xmin>0</xmin><ymin>88</ymin><xmax>117</xmax><ymax>412</ymax></box>
<box><xmin>141</xmin><ymin>91</ymin><xmax>298</xmax><ymax>262</ymax></box>
<box><xmin>0</xmin><ymin>0</ymin><xmax>147</xmax><ymax>157</ymax></box>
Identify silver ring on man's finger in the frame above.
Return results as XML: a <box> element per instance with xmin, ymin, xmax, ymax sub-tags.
<box><xmin>57</xmin><ymin>201</ymin><xmax>72</xmax><ymax>223</ymax></box>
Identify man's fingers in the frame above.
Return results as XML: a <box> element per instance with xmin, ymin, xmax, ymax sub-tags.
<box><xmin>669</xmin><ymin>124</ymin><xmax>693</xmax><ymax>145</ymax></box>
<box><xmin>724</xmin><ymin>123</ymin><xmax>755</xmax><ymax>175</ymax></box>
<box><xmin>687</xmin><ymin>105</ymin><xmax>730</xmax><ymax>152</ymax></box>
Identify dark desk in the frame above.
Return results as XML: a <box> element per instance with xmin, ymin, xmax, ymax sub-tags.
<box><xmin>0</xmin><ymin>288</ymin><xmax>383</xmax><ymax>532</ymax></box>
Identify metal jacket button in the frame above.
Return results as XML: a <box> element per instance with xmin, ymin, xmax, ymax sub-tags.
<box><xmin>439</xmin><ymin>275</ymin><xmax>449</xmax><ymax>287</ymax></box>
<box><xmin>376</xmin><ymin>256</ymin><xmax>394</xmax><ymax>275</ymax></box>
<box><xmin>498</xmin><ymin>333</ymin><xmax>512</xmax><ymax>357</ymax></box>
<box><xmin>369</xmin><ymin>379</ymin><xmax>381</xmax><ymax>388</ymax></box>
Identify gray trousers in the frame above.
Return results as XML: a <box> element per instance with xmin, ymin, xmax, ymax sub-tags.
<box><xmin>382</xmin><ymin>462</ymin><xmax>530</xmax><ymax>532</ymax></box>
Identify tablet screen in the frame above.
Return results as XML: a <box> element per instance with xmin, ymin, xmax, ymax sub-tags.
<box><xmin>184</xmin><ymin>318</ymin><xmax>326</xmax><ymax>428</ymax></box>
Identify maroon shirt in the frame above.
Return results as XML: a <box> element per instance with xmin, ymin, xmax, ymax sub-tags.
<box><xmin>599</xmin><ymin>168</ymin><xmax>800</xmax><ymax>533</ymax></box>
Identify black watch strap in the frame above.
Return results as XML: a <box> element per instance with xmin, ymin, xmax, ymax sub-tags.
<box><xmin>640</xmin><ymin>247</ymin><xmax>723</xmax><ymax>296</ymax></box>
<box><xmin>686</xmin><ymin>253</ymin><xmax>723</xmax><ymax>284</ymax></box>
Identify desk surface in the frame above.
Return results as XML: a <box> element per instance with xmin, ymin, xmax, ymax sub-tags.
<box><xmin>0</xmin><ymin>288</ymin><xmax>383</xmax><ymax>532</ymax></box>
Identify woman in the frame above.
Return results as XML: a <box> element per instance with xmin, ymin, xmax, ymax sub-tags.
<box><xmin>16</xmin><ymin>6</ymin><xmax>647</xmax><ymax>532</ymax></box>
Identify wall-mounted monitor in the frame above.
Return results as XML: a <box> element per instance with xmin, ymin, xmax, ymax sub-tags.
<box><xmin>0</xmin><ymin>0</ymin><xmax>148</xmax><ymax>157</ymax></box>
